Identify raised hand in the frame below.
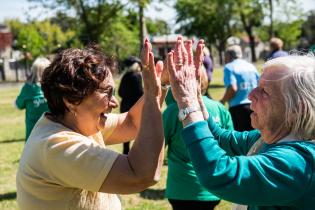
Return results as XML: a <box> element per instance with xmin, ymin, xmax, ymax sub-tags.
<box><xmin>140</xmin><ymin>38</ymin><xmax>163</xmax><ymax>106</ymax></box>
<box><xmin>167</xmin><ymin>36</ymin><xmax>199</xmax><ymax>109</ymax></box>
<box><xmin>193</xmin><ymin>39</ymin><xmax>205</xmax><ymax>92</ymax></box>
<box><xmin>192</xmin><ymin>39</ymin><xmax>209</xmax><ymax>119</ymax></box>
<box><xmin>161</xmin><ymin>57</ymin><xmax>170</xmax><ymax>86</ymax></box>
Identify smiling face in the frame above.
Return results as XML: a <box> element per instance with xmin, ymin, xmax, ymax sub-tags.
<box><xmin>248</xmin><ymin>66</ymin><xmax>289</xmax><ymax>143</ymax></box>
<box><xmin>71</xmin><ymin>73</ymin><xmax>118</xmax><ymax>136</ymax></box>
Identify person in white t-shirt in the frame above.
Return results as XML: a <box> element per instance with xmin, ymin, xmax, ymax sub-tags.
<box><xmin>16</xmin><ymin>40</ymin><xmax>166</xmax><ymax>210</ymax></box>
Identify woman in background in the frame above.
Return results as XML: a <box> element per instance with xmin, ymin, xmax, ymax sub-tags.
<box><xmin>15</xmin><ymin>57</ymin><xmax>51</xmax><ymax>141</ymax></box>
<box><xmin>118</xmin><ymin>56</ymin><xmax>143</xmax><ymax>154</ymax></box>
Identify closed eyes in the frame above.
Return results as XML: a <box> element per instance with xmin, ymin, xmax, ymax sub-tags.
<box><xmin>98</xmin><ymin>87</ymin><xmax>115</xmax><ymax>99</ymax></box>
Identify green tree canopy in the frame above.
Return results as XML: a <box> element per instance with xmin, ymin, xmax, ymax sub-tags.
<box><xmin>17</xmin><ymin>24</ymin><xmax>46</xmax><ymax>58</ymax></box>
<box><xmin>175</xmin><ymin>0</ymin><xmax>235</xmax><ymax>64</ymax></box>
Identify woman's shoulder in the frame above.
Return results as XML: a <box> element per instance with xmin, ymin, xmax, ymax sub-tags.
<box><xmin>22</xmin><ymin>83</ymin><xmax>44</xmax><ymax>96</ymax></box>
<box><xmin>29</xmin><ymin>116</ymin><xmax>88</xmax><ymax>145</ymax></box>
<box><xmin>265</xmin><ymin>141</ymin><xmax>315</xmax><ymax>163</ymax></box>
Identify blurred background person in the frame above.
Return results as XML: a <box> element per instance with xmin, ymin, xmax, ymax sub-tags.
<box><xmin>118</xmin><ymin>56</ymin><xmax>143</xmax><ymax>154</ymax></box>
<box><xmin>15</xmin><ymin>57</ymin><xmax>51</xmax><ymax>141</ymax></box>
<box><xmin>220</xmin><ymin>45</ymin><xmax>259</xmax><ymax>131</ymax></box>
<box><xmin>202</xmin><ymin>47</ymin><xmax>213</xmax><ymax>98</ymax></box>
<box><xmin>163</xmin><ymin>67</ymin><xmax>234</xmax><ymax>210</ymax></box>
<box><xmin>267</xmin><ymin>37</ymin><xmax>288</xmax><ymax>60</ymax></box>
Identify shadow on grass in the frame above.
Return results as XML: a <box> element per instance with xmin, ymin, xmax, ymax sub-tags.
<box><xmin>0</xmin><ymin>138</ymin><xmax>24</xmax><ymax>144</ymax></box>
<box><xmin>140</xmin><ymin>189</ymin><xmax>165</xmax><ymax>200</ymax></box>
<box><xmin>0</xmin><ymin>192</ymin><xmax>16</xmax><ymax>201</ymax></box>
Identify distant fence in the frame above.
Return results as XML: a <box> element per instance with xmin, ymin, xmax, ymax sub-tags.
<box><xmin>0</xmin><ymin>58</ymin><xmax>29</xmax><ymax>82</ymax></box>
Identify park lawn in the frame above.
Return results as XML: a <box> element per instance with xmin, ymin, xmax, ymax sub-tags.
<box><xmin>0</xmin><ymin>67</ymin><xmax>232</xmax><ymax>210</ymax></box>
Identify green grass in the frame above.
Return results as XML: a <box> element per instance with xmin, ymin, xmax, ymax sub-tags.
<box><xmin>0</xmin><ymin>85</ymin><xmax>24</xmax><ymax>210</ymax></box>
<box><xmin>0</xmin><ymin>67</ymin><xmax>230</xmax><ymax>209</ymax></box>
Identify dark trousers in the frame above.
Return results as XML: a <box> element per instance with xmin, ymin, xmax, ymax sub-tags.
<box><xmin>168</xmin><ymin>199</ymin><xmax>220</xmax><ymax>210</ymax></box>
<box><xmin>229</xmin><ymin>103</ymin><xmax>253</xmax><ymax>131</ymax></box>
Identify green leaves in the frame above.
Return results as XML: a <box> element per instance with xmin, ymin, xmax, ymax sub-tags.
<box><xmin>17</xmin><ymin>25</ymin><xmax>46</xmax><ymax>58</ymax></box>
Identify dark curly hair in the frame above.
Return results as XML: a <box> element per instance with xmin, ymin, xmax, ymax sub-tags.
<box><xmin>41</xmin><ymin>45</ymin><xmax>117</xmax><ymax>116</ymax></box>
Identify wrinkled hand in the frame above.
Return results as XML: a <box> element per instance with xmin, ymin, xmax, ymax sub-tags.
<box><xmin>167</xmin><ymin>36</ymin><xmax>203</xmax><ymax>109</ymax></box>
<box><xmin>140</xmin><ymin>38</ymin><xmax>163</xmax><ymax>103</ymax></box>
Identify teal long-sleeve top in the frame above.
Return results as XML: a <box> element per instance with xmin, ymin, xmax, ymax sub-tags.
<box><xmin>181</xmin><ymin>118</ymin><xmax>315</xmax><ymax>210</ymax></box>
<box><xmin>163</xmin><ymin>93</ymin><xmax>234</xmax><ymax>201</ymax></box>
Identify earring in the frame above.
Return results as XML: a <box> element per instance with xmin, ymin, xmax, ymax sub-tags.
<box><xmin>72</xmin><ymin>111</ymin><xmax>77</xmax><ymax>117</ymax></box>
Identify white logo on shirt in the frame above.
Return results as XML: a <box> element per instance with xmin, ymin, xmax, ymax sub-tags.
<box><xmin>33</xmin><ymin>98</ymin><xmax>47</xmax><ymax>108</ymax></box>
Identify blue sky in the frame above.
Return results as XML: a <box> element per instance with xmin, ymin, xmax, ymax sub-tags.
<box><xmin>0</xmin><ymin>0</ymin><xmax>314</xmax><ymax>24</ymax></box>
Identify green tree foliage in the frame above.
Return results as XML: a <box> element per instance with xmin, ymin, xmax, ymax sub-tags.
<box><xmin>175</xmin><ymin>0</ymin><xmax>264</xmax><ymax>62</ymax></box>
<box><xmin>146</xmin><ymin>18</ymin><xmax>170</xmax><ymax>36</ymax></box>
<box><xmin>302</xmin><ymin>11</ymin><xmax>315</xmax><ymax>47</ymax></box>
<box><xmin>175</xmin><ymin>0</ymin><xmax>235</xmax><ymax>64</ymax></box>
<box><xmin>28</xmin><ymin>0</ymin><xmax>165</xmax><ymax>60</ymax></box>
<box><xmin>34</xmin><ymin>21</ymin><xmax>78</xmax><ymax>52</ymax></box>
<box><xmin>49</xmin><ymin>12</ymin><xmax>78</xmax><ymax>33</ymax></box>
<box><xmin>6</xmin><ymin>19</ymin><xmax>79</xmax><ymax>58</ymax></box>
<box><xmin>275</xmin><ymin>20</ymin><xmax>304</xmax><ymax>49</ymax></box>
<box><xmin>4</xmin><ymin>19</ymin><xmax>24</xmax><ymax>41</ymax></box>
<box><xmin>30</xmin><ymin>0</ymin><xmax>125</xmax><ymax>44</ymax></box>
<box><xmin>100</xmin><ymin>14</ymin><xmax>139</xmax><ymax>60</ymax></box>
<box><xmin>17</xmin><ymin>24</ymin><xmax>46</xmax><ymax>58</ymax></box>
<box><xmin>234</xmin><ymin>0</ymin><xmax>264</xmax><ymax>62</ymax></box>
<box><xmin>175</xmin><ymin>0</ymin><xmax>305</xmax><ymax>62</ymax></box>
<box><xmin>257</xmin><ymin>0</ymin><xmax>305</xmax><ymax>49</ymax></box>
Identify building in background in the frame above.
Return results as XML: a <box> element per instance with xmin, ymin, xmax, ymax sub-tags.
<box><xmin>0</xmin><ymin>24</ymin><xmax>12</xmax><ymax>58</ymax></box>
<box><xmin>151</xmin><ymin>34</ymin><xmax>188</xmax><ymax>59</ymax></box>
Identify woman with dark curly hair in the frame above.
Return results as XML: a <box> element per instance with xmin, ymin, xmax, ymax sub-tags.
<box><xmin>16</xmin><ymin>40</ymin><xmax>166</xmax><ymax>210</ymax></box>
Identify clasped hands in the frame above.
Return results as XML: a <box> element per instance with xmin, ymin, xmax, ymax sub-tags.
<box><xmin>140</xmin><ymin>36</ymin><xmax>208</xmax><ymax>121</ymax></box>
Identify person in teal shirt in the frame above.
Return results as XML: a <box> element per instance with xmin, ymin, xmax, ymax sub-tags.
<box><xmin>15</xmin><ymin>57</ymin><xmax>50</xmax><ymax>141</ymax></box>
<box><xmin>166</xmin><ymin>37</ymin><xmax>315</xmax><ymax>210</ymax></box>
<box><xmin>163</xmin><ymin>68</ymin><xmax>234</xmax><ymax>210</ymax></box>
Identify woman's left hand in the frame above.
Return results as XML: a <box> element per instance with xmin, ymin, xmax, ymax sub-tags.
<box><xmin>167</xmin><ymin>37</ymin><xmax>201</xmax><ymax>109</ymax></box>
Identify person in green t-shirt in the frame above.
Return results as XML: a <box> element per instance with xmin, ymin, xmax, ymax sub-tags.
<box><xmin>163</xmin><ymin>68</ymin><xmax>234</xmax><ymax>210</ymax></box>
<box><xmin>15</xmin><ymin>57</ymin><xmax>51</xmax><ymax>141</ymax></box>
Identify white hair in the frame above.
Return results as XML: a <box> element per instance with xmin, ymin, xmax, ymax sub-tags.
<box><xmin>264</xmin><ymin>55</ymin><xmax>315</xmax><ymax>139</ymax></box>
<box><xmin>27</xmin><ymin>57</ymin><xmax>51</xmax><ymax>84</ymax></box>
<box><xmin>203</xmin><ymin>47</ymin><xmax>210</xmax><ymax>57</ymax></box>
<box><xmin>226</xmin><ymin>45</ymin><xmax>242</xmax><ymax>59</ymax></box>
<box><xmin>128</xmin><ymin>62</ymin><xmax>141</xmax><ymax>72</ymax></box>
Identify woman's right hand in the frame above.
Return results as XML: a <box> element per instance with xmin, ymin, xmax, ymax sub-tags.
<box><xmin>140</xmin><ymin>38</ymin><xmax>163</xmax><ymax>105</ymax></box>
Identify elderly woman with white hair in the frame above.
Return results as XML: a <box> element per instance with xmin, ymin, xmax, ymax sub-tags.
<box><xmin>166</xmin><ymin>37</ymin><xmax>315</xmax><ymax>210</ymax></box>
<box><xmin>15</xmin><ymin>57</ymin><xmax>51</xmax><ymax>140</ymax></box>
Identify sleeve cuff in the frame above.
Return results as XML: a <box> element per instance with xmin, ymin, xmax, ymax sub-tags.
<box><xmin>207</xmin><ymin>116</ymin><xmax>217</xmax><ymax>128</ymax></box>
<box><xmin>181</xmin><ymin>121</ymin><xmax>213</xmax><ymax>146</ymax></box>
